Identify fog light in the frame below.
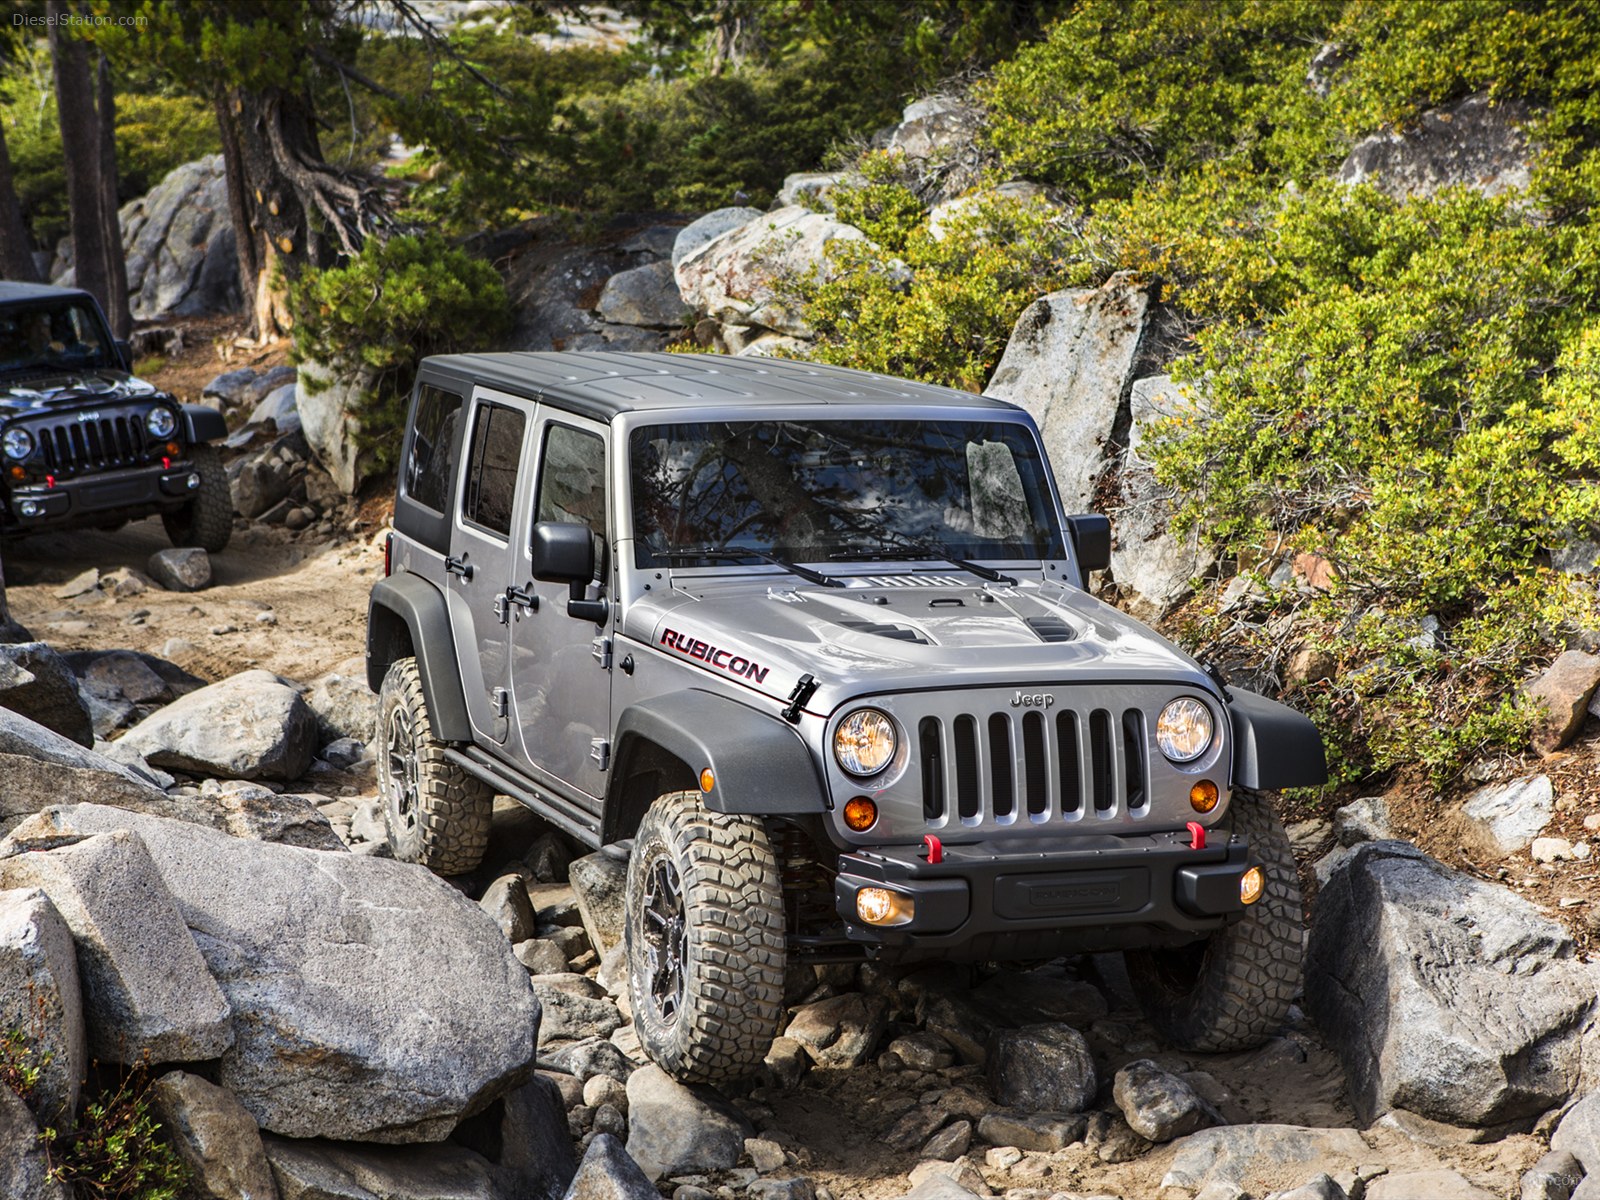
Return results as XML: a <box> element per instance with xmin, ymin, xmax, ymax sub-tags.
<box><xmin>699</xmin><ymin>768</ymin><xmax>715</xmax><ymax>793</ymax></box>
<box><xmin>18</xmin><ymin>500</ymin><xmax>40</xmax><ymax>517</ymax></box>
<box><xmin>1240</xmin><ymin>866</ymin><xmax>1265</xmax><ymax>906</ymax></box>
<box><xmin>843</xmin><ymin>796</ymin><xmax>877</xmax><ymax>831</ymax></box>
<box><xmin>1189</xmin><ymin>780</ymin><xmax>1219</xmax><ymax>812</ymax></box>
<box><xmin>186</xmin><ymin>473</ymin><xmax>200</xmax><ymax>490</ymax></box>
<box><xmin>856</xmin><ymin>887</ymin><xmax>914</xmax><ymax>927</ymax></box>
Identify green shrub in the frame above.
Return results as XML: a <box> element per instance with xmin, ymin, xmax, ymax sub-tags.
<box><xmin>114</xmin><ymin>92</ymin><xmax>220</xmax><ymax>199</ymax></box>
<box><xmin>288</xmin><ymin>234</ymin><xmax>511</xmax><ymax>475</ymax></box>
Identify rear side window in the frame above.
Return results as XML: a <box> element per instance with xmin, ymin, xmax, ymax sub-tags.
<box><xmin>403</xmin><ymin>385</ymin><xmax>463</xmax><ymax>513</ymax></box>
<box><xmin>461</xmin><ymin>402</ymin><xmax>526</xmax><ymax>537</ymax></box>
<box><xmin>536</xmin><ymin>424</ymin><xmax>607</xmax><ymax>532</ymax></box>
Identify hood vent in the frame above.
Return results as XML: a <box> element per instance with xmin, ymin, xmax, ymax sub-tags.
<box><xmin>1024</xmin><ymin>615</ymin><xmax>1077</xmax><ymax>643</ymax></box>
<box><xmin>858</xmin><ymin>574</ymin><xmax>967</xmax><ymax>588</ymax></box>
<box><xmin>833</xmin><ymin>617</ymin><xmax>929</xmax><ymax>645</ymax></box>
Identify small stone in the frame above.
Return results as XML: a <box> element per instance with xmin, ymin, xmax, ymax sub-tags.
<box><xmin>921</xmin><ymin>1119</ymin><xmax>972</xmax><ymax>1161</ymax></box>
<box><xmin>885</xmin><ymin>1105</ymin><xmax>950</xmax><ymax>1152</ymax></box>
<box><xmin>1532</xmin><ymin>837</ymin><xmax>1574</xmax><ymax>864</ymax></box>
<box><xmin>1517</xmin><ymin>1149</ymin><xmax>1583</xmax><ymax>1200</ymax></box>
<box><xmin>986</xmin><ymin>1024</ymin><xmax>1096</xmax><ymax>1113</ymax></box>
<box><xmin>285</xmin><ymin>507</ymin><xmax>312</xmax><ymax>531</ymax></box>
<box><xmin>54</xmin><ymin>567</ymin><xmax>101</xmax><ymax>599</ymax></box>
<box><xmin>1265</xmin><ymin>1176</ymin><xmax>1347</xmax><ymax>1200</ymax></box>
<box><xmin>1083</xmin><ymin>1110</ymin><xmax>1150</xmax><ymax>1163</ymax></box>
<box><xmin>515</xmin><ymin>938</ymin><xmax>571</xmax><ymax>975</ymax></box>
<box><xmin>746</xmin><ymin>1137</ymin><xmax>787</xmax><ymax>1173</ymax></box>
<box><xmin>785</xmin><ymin>993</ymin><xmax>890</xmax><ymax>1068</ymax></box>
<box><xmin>975</xmin><ymin>1111</ymin><xmax>1085</xmax><ymax>1152</ymax></box>
<box><xmin>584</xmin><ymin>1074</ymin><xmax>629</xmax><ymax>1113</ymax></box>
<box><xmin>1112</xmin><ymin>1059</ymin><xmax>1220</xmax><ymax>1143</ymax></box>
<box><xmin>1334</xmin><ymin>796</ymin><xmax>1391</xmax><ymax>846</ymax></box>
<box><xmin>625</xmin><ymin>1065</ymin><xmax>751</xmax><ymax>1181</ymax></box>
<box><xmin>147</xmin><ymin>547</ymin><xmax>213</xmax><ymax>592</ymax></box>
<box><xmin>1584</xmin><ymin>813</ymin><xmax>1600</xmax><ymax>832</ymax></box>
<box><xmin>480</xmin><ymin>873</ymin><xmax>537</xmax><ymax>943</ymax></box>
<box><xmin>985</xmin><ymin>1146</ymin><xmax>1023</xmax><ymax>1171</ymax></box>
<box><xmin>149</xmin><ymin>1071</ymin><xmax>277</xmax><ymax>1200</ymax></box>
<box><xmin>1559</xmin><ymin>897</ymin><xmax>1585</xmax><ymax>908</ymax></box>
<box><xmin>748</xmin><ymin>1177</ymin><xmax>815</xmax><ymax>1200</ymax></box>
<box><xmin>1574</xmin><ymin>841</ymin><xmax>1592</xmax><ymax>860</ymax></box>
<box><xmin>906</xmin><ymin>1156</ymin><xmax>989</xmax><ymax>1196</ymax></box>
<box><xmin>1523</xmin><ymin>650</ymin><xmax>1600</xmax><ymax>754</ymax></box>
<box><xmin>1461</xmin><ymin>775</ymin><xmax>1555</xmax><ymax>853</ymax></box>
<box><xmin>890</xmin><ymin>1031</ymin><xmax>956</xmax><ymax>1072</ymax></box>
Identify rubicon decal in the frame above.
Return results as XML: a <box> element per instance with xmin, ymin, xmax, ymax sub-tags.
<box><xmin>660</xmin><ymin>628</ymin><xmax>770</xmax><ymax>683</ymax></box>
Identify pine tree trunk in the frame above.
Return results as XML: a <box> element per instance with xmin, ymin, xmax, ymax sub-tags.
<box><xmin>49</xmin><ymin>0</ymin><xmax>111</xmax><ymax>314</ymax></box>
<box><xmin>95</xmin><ymin>52</ymin><xmax>130</xmax><ymax>338</ymax></box>
<box><xmin>213</xmin><ymin>87</ymin><xmax>258</xmax><ymax>332</ymax></box>
<box><xmin>0</xmin><ymin>122</ymin><xmax>39</xmax><ymax>282</ymax></box>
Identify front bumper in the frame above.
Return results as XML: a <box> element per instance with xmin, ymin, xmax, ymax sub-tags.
<box><xmin>4</xmin><ymin>460</ymin><xmax>201</xmax><ymax>527</ymax></box>
<box><xmin>834</xmin><ymin>829</ymin><xmax>1256</xmax><ymax>960</ymax></box>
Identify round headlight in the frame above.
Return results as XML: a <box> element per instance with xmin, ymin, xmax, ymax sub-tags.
<box><xmin>834</xmin><ymin>708</ymin><xmax>897</xmax><ymax>777</ymax></box>
<box><xmin>145</xmin><ymin>407</ymin><xmax>177</xmax><ymax>439</ymax></box>
<box><xmin>2</xmin><ymin>428</ymin><xmax>33</xmax><ymax>461</ymax></box>
<box><xmin>1157</xmin><ymin>697</ymin><xmax>1214</xmax><ymax>763</ymax></box>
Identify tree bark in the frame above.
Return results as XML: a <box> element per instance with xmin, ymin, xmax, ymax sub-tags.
<box><xmin>49</xmin><ymin>0</ymin><xmax>111</xmax><ymax>314</ymax></box>
<box><xmin>0</xmin><ymin>548</ymin><xmax>28</xmax><ymax>644</ymax></box>
<box><xmin>95</xmin><ymin>52</ymin><xmax>130</xmax><ymax>338</ymax></box>
<box><xmin>213</xmin><ymin>87</ymin><xmax>258</xmax><ymax>333</ymax></box>
<box><xmin>0</xmin><ymin>122</ymin><xmax>40</xmax><ymax>282</ymax></box>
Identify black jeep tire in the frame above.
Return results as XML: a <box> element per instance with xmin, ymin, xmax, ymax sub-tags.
<box><xmin>161</xmin><ymin>443</ymin><xmax>233</xmax><ymax>554</ymax></box>
<box><xmin>625</xmin><ymin>791</ymin><xmax>786</xmax><ymax>1083</ymax></box>
<box><xmin>377</xmin><ymin>656</ymin><xmax>492</xmax><ymax>876</ymax></box>
<box><xmin>1124</xmin><ymin>788</ymin><xmax>1303</xmax><ymax>1052</ymax></box>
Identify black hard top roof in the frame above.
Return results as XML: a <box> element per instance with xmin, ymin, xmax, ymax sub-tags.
<box><xmin>0</xmin><ymin>282</ymin><xmax>93</xmax><ymax>305</ymax></box>
<box><xmin>420</xmin><ymin>351</ymin><xmax>1022</xmax><ymax>422</ymax></box>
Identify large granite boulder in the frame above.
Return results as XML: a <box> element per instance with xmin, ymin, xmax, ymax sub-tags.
<box><xmin>986</xmin><ymin>1023</ymin><xmax>1097</xmax><ymax>1112</ymax></box>
<box><xmin>0</xmin><ymin>708</ymin><xmax>171</xmax><ymax>825</ymax></box>
<box><xmin>116</xmin><ymin>669</ymin><xmax>318</xmax><ymax>782</ymax></box>
<box><xmin>0</xmin><ymin>887</ymin><xmax>86</xmax><ymax>1123</ymax></box>
<box><xmin>1336</xmin><ymin>94</ymin><xmax>1533</xmax><ymax>201</ymax></box>
<box><xmin>150</xmin><ymin>1071</ymin><xmax>279</xmax><ymax>1200</ymax></box>
<box><xmin>887</xmin><ymin>95</ymin><xmax>986</xmax><ymax>199</ymax></box>
<box><xmin>505</xmin><ymin>233</ymin><xmax>674</xmax><ymax>357</ymax></box>
<box><xmin>296</xmin><ymin>360</ymin><xmax>378</xmax><ymax>497</ymax></box>
<box><xmin>1160</xmin><ymin>1124</ymin><xmax>1372</xmax><ymax>1195</ymax></box>
<box><xmin>20</xmin><ymin>803</ymin><xmax>539</xmax><ymax>1143</ymax></box>
<box><xmin>596</xmin><ymin>260</ymin><xmax>689</xmax><ymax>329</ymax></box>
<box><xmin>0</xmin><ymin>1088</ymin><xmax>71</xmax><ymax>1200</ymax></box>
<box><xmin>263</xmin><ymin>1136</ymin><xmax>505</xmax><ymax>1200</ymax></box>
<box><xmin>671</xmin><ymin>206</ymin><xmax>763</xmax><ymax>270</ymax></box>
<box><xmin>1305</xmin><ymin>841</ymin><xmax>1594</xmax><ymax>1126</ymax></box>
<box><xmin>675</xmin><ymin>205</ymin><xmax>869</xmax><ymax>338</ymax></box>
<box><xmin>1460</xmin><ymin>774</ymin><xmax>1555</xmax><ymax>853</ymax></box>
<box><xmin>984</xmin><ymin>272</ymin><xmax>1154</xmax><ymax>512</ymax></box>
<box><xmin>0</xmin><ymin>642</ymin><xmax>94</xmax><ymax>747</ymax></box>
<box><xmin>625</xmin><ymin>1064</ymin><xmax>751</xmax><ymax>1180</ymax></box>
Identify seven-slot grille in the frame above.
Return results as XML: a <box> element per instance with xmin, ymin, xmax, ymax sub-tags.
<box><xmin>34</xmin><ymin>414</ymin><xmax>155</xmax><ymax>475</ymax></box>
<box><xmin>916</xmin><ymin>705</ymin><xmax>1149</xmax><ymax>826</ymax></box>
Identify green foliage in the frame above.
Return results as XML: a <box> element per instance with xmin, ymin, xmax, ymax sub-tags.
<box><xmin>114</xmin><ymin>92</ymin><xmax>220</xmax><ymax>198</ymax></box>
<box><xmin>288</xmin><ymin>234</ymin><xmax>511</xmax><ymax>474</ymax></box>
<box><xmin>44</xmin><ymin>1059</ymin><xmax>189</xmax><ymax>1200</ymax></box>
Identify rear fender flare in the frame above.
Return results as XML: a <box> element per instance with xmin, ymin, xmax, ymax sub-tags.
<box><xmin>366</xmin><ymin>572</ymin><xmax>471</xmax><ymax>743</ymax></box>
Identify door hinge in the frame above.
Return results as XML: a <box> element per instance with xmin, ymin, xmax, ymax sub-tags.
<box><xmin>494</xmin><ymin>594</ymin><xmax>510</xmax><ymax>624</ymax></box>
<box><xmin>591</xmin><ymin>636</ymin><xmax>613</xmax><ymax>669</ymax></box>
<box><xmin>492</xmin><ymin>687</ymin><xmax>510</xmax><ymax>719</ymax></box>
<box><xmin>589</xmin><ymin>738</ymin><xmax>611</xmax><ymax>771</ymax></box>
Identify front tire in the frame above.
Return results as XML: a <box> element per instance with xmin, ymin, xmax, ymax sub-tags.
<box><xmin>377</xmin><ymin>657</ymin><xmax>491</xmax><ymax>876</ymax></box>
<box><xmin>1124</xmin><ymin>788</ymin><xmax>1303</xmax><ymax>1051</ymax></box>
<box><xmin>626</xmin><ymin>791</ymin><xmax>786</xmax><ymax>1083</ymax></box>
<box><xmin>161</xmin><ymin>443</ymin><xmax>233</xmax><ymax>553</ymax></box>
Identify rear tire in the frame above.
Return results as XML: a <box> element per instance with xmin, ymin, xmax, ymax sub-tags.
<box><xmin>161</xmin><ymin>443</ymin><xmax>233</xmax><ymax>553</ymax></box>
<box><xmin>1124</xmin><ymin>788</ymin><xmax>1303</xmax><ymax>1051</ymax></box>
<box><xmin>377</xmin><ymin>657</ymin><xmax>491</xmax><ymax>876</ymax></box>
<box><xmin>626</xmin><ymin>791</ymin><xmax>786</xmax><ymax>1083</ymax></box>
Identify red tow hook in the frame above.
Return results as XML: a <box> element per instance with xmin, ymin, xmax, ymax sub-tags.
<box><xmin>921</xmin><ymin>834</ymin><xmax>943</xmax><ymax>864</ymax></box>
<box><xmin>1186</xmin><ymin>821</ymin><xmax>1207</xmax><ymax>851</ymax></box>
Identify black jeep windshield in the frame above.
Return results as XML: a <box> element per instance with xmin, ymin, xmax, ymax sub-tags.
<box><xmin>629</xmin><ymin>419</ymin><xmax>1065</xmax><ymax>569</ymax></box>
<box><xmin>0</xmin><ymin>301</ymin><xmax>117</xmax><ymax>377</ymax></box>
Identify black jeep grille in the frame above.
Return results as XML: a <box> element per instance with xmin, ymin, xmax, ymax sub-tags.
<box><xmin>37</xmin><ymin>414</ymin><xmax>153</xmax><ymax>475</ymax></box>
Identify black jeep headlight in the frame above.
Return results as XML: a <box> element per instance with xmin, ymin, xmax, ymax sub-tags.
<box><xmin>145</xmin><ymin>407</ymin><xmax>177</xmax><ymax>439</ymax></box>
<box><xmin>1157</xmin><ymin>697</ymin><xmax>1214</xmax><ymax>763</ymax></box>
<box><xmin>834</xmin><ymin>708</ymin><xmax>897</xmax><ymax>777</ymax></box>
<box><xmin>2</xmin><ymin>427</ymin><xmax>33</xmax><ymax>460</ymax></box>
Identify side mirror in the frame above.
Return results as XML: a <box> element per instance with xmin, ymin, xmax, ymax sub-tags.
<box><xmin>1066</xmin><ymin>514</ymin><xmax>1111</xmax><ymax>586</ymax></box>
<box><xmin>114</xmin><ymin>339</ymin><xmax>133</xmax><ymax>372</ymax></box>
<box><xmin>532</xmin><ymin>520</ymin><xmax>609</xmax><ymax>624</ymax></box>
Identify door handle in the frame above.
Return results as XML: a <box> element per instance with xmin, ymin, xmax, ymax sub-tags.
<box><xmin>445</xmin><ymin>555</ymin><xmax>474</xmax><ymax>581</ymax></box>
<box><xmin>505</xmin><ymin>583</ymin><xmax>539</xmax><ymax>613</ymax></box>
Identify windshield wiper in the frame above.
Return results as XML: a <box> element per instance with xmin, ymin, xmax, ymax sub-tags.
<box><xmin>660</xmin><ymin>546</ymin><xmax>843</xmax><ymax>588</ymax></box>
<box><xmin>843</xmin><ymin>533</ymin><xmax>1019</xmax><ymax>586</ymax></box>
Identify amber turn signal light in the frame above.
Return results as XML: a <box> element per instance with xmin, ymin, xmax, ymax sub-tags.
<box><xmin>843</xmin><ymin>796</ymin><xmax>878</xmax><ymax>831</ymax></box>
<box><xmin>1240</xmin><ymin>866</ymin><xmax>1265</xmax><ymax>905</ymax></box>
<box><xmin>1189</xmin><ymin>780</ymin><xmax>1219</xmax><ymax>813</ymax></box>
<box><xmin>699</xmin><ymin>768</ymin><xmax>715</xmax><ymax>793</ymax></box>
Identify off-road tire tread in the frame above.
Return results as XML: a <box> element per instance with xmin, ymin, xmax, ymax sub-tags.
<box><xmin>161</xmin><ymin>443</ymin><xmax>233</xmax><ymax>554</ymax></box>
<box><xmin>378</xmin><ymin>657</ymin><xmax>491</xmax><ymax>876</ymax></box>
<box><xmin>627</xmin><ymin>791</ymin><xmax>785</xmax><ymax>1084</ymax></box>
<box><xmin>1125</xmin><ymin>788</ymin><xmax>1303</xmax><ymax>1052</ymax></box>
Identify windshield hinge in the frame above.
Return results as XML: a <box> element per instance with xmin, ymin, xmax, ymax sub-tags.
<box><xmin>589</xmin><ymin>738</ymin><xmax>611</xmax><ymax>771</ymax></box>
<box><xmin>491</xmin><ymin>687</ymin><xmax>510</xmax><ymax>719</ymax></box>
<box><xmin>781</xmin><ymin>673</ymin><xmax>819</xmax><ymax>724</ymax></box>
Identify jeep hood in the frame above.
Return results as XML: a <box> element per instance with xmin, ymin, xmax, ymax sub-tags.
<box><xmin>626</xmin><ymin>572</ymin><xmax>1217</xmax><ymax>715</ymax></box>
<box><xmin>0</xmin><ymin>370</ymin><xmax>157</xmax><ymax>417</ymax></box>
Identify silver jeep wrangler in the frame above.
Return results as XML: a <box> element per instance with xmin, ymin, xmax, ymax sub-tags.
<box><xmin>367</xmin><ymin>351</ymin><xmax>1325</xmax><ymax>1083</ymax></box>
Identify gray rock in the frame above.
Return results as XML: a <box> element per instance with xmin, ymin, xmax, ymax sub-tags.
<box><xmin>971</xmin><ymin>970</ymin><xmax>1107</xmax><ymax>1028</ymax></box>
<box><xmin>625</xmin><ymin>1064</ymin><xmax>751</xmax><ymax>1180</ymax></box>
<box><xmin>1334</xmin><ymin>796</ymin><xmax>1391</xmax><ymax>846</ymax></box>
<box><xmin>671</xmin><ymin>207</ymin><xmax>763</xmax><ymax>270</ymax></box>
<box><xmin>505</xmin><ymin>235</ymin><xmax>673</xmax><ymax>358</ymax></box>
<box><xmin>775</xmin><ymin>170</ymin><xmax>862</xmax><ymax>211</ymax></box>
<box><xmin>482</xmin><ymin>873</ymin><xmax>537</xmax><ymax>944</ymax></box>
<box><xmin>0</xmin><ymin>887</ymin><xmax>85</xmax><ymax>1123</ymax></box>
<box><xmin>263</xmin><ymin>1136</ymin><xmax>502</xmax><ymax>1200</ymax></box>
<box><xmin>117</xmin><ymin>156</ymin><xmax>239</xmax><ymax>321</ymax></box>
<box><xmin>0</xmin><ymin>830</ymin><xmax>233</xmax><ymax>1064</ymax></box>
<box><xmin>147</xmin><ymin>546</ymin><xmax>213</xmax><ymax>592</ymax></box>
<box><xmin>0</xmin><ymin>642</ymin><xmax>94</xmax><ymax>746</ymax></box>
<box><xmin>529</xmin><ymin>979</ymin><xmax>623</xmax><ymax>1043</ymax></box>
<box><xmin>150</xmin><ymin>1070</ymin><xmax>279</xmax><ymax>1200</ymax></box>
<box><xmin>189</xmin><ymin>784</ymin><xmax>346</xmax><ymax>851</ymax></box>
<box><xmin>64</xmin><ymin>648</ymin><xmax>203</xmax><ymax>704</ymax></box>
<box><xmin>985</xmin><ymin>273</ymin><xmax>1154</xmax><ymax>512</ymax></box>
<box><xmin>565</xmin><ymin>1132</ymin><xmax>656</xmax><ymax>1200</ymax></box>
<box><xmin>1365</xmin><ymin>1171</ymin><xmax>1497</xmax><ymax>1200</ymax></box>
<box><xmin>204</xmin><ymin>368</ymin><xmax>261</xmax><ymax>408</ymax></box>
<box><xmin>1113</xmin><ymin>1058</ymin><xmax>1220</xmax><ymax>1143</ymax></box>
<box><xmin>785</xmin><ymin>992</ymin><xmax>890</xmax><ymax>1068</ymax></box>
<box><xmin>18</xmin><ymin>803</ymin><xmax>539</xmax><ymax>1142</ymax></box>
<box><xmin>545</xmin><ymin>1037</ymin><xmax>636</xmax><ymax>1083</ymax></box>
<box><xmin>515</xmin><ymin>937</ymin><xmax>571</xmax><ymax>975</ymax></box>
<box><xmin>889</xmin><ymin>1031</ymin><xmax>955</xmax><ymax>1072</ymax></box>
<box><xmin>569</xmin><ymin>851</ymin><xmax>628</xmax><ymax>962</ymax></box>
<box><xmin>296</xmin><ymin>360</ymin><xmax>378</xmax><ymax>496</ymax></box>
<box><xmin>888</xmin><ymin>94</ymin><xmax>982</xmax><ymax>180</ymax></box>
<box><xmin>0</xmin><ymin>707</ymin><xmax>171</xmax><ymax>821</ymax></box>
<box><xmin>452</xmin><ymin>1074</ymin><xmax>577</xmax><ymax>1200</ymax></box>
<box><xmin>596</xmin><ymin>261</ymin><xmax>689</xmax><ymax>328</ymax></box>
<box><xmin>306</xmin><ymin>669</ymin><xmax>377</xmax><ymax>746</ymax></box>
<box><xmin>733</xmin><ymin>333</ymin><xmax>812</xmax><ymax>358</ymax></box>
<box><xmin>763</xmin><ymin>1035</ymin><xmax>810</xmax><ymax>1089</ymax></box>
<box><xmin>915</xmin><ymin>991</ymin><xmax>1000</xmax><ymax>1064</ymax></box>
<box><xmin>1555</xmin><ymin>538</ymin><xmax>1600</xmax><ymax>576</ymax></box>
<box><xmin>986</xmin><ymin>1023</ymin><xmax>1096</xmax><ymax>1113</ymax></box>
<box><xmin>1522</xmin><ymin>650</ymin><xmax>1600</xmax><ymax>755</ymax></box>
<box><xmin>0</xmin><ymin>1088</ymin><xmax>70</xmax><ymax>1200</ymax></box>
<box><xmin>1305</xmin><ymin>841</ymin><xmax>1594</xmax><ymax>1125</ymax></box>
<box><xmin>1551</xmin><ymin>1090</ymin><xmax>1600</xmax><ymax>1174</ymax></box>
<box><xmin>1160</xmin><ymin>1125</ymin><xmax>1372</xmax><ymax>1194</ymax></box>
<box><xmin>1336</xmin><ymin>94</ymin><xmax>1533</xmax><ymax>201</ymax></box>
<box><xmin>1521</xmin><ymin>1149</ymin><xmax>1585</xmax><ymax>1200</ymax></box>
<box><xmin>898</xmin><ymin>1177</ymin><xmax>984</xmax><ymax>1200</ymax></box>
<box><xmin>230</xmin><ymin>444</ymin><xmax>298</xmax><ymax>520</ymax></box>
<box><xmin>675</xmin><ymin>205</ymin><xmax>867</xmax><ymax>337</ymax></box>
<box><xmin>883</xmin><ymin>1105</ymin><xmax>950</xmax><ymax>1152</ymax></box>
<box><xmin>118</xmin><ymin>669</ymin><xmax>318</xmax><ymax>782</ymax></box>
<box><xmin>926</xmin><ymin>181</ymin><xmax>1057</xmax><ymax>242</ymax></box>
<box><xmin>922</xmin><ymin>1118</ymin><xmax>972</xmax><ymax>1160</ymax></box>
<box><xmin>248</xmin><ymin>382</ymin><xmax>302</xmax><ymax>434</ymax></box>
<box><xmin>320</xmin><ymin>737</ymin><xmax>368</xmax><ymax>770</ymax></box>
<box><xmin>975</xmin><ymin>1110</ymin><xmax>1086</xmax><ymax>1152</ymax></box>
<box><xmin>1462</xmin><ymin>775</ymin><xmax>1555</xmax><ymax>853</ymax></box>
<box><xmin>748</xmin><ymin>1178</ymin><xmax>815</xmax><ymax>1200</ymax></box>
<box><xmin>1266</xmin><ymin>1177</ymin><xmax>1348</xmax><ymax>1200</ymax></box>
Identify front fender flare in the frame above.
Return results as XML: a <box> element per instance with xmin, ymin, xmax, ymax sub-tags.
<box><xmin>180</xmin><ymin>404</ymin><xmax>227</xmax><ymax>444</ymax></box>
<box><xmin>1228</xmin><ymin>687</ymin><xmax>1327</xmax><ymax>790</ymax></box>
<box><xmin>366</xmin><ymin>572</ymin><xmax>471</xmax><ymax>743</ymax></box>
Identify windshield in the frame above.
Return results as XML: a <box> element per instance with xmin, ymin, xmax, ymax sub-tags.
<box><xmin>0</xmin><ymin>301</ymin><xmax>117</xmax><ymax>377</ymax></box>
<box><xmin>629</xmin><ymin>419</ymin><xmax>1066</xmax><ymax>569</ymax></box>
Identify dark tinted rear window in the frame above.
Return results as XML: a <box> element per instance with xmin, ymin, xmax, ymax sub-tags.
<box><xmin>462</xmin><ymin>402</ymin><xmax>525</xmax><ymax>537</ymax></box>
<box><xmin>404</xmin><ymin>385</ymin><xmax>463</xmax><ymax>513</ymax></box>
